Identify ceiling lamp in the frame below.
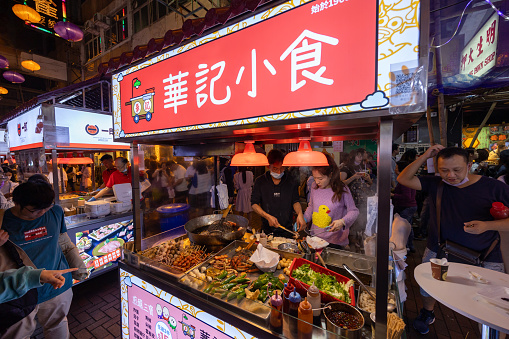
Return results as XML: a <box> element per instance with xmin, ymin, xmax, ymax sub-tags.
<box><xmin>0</xmin><ymin>87</ymin><xmax>8</xmax><ymax>95</ymax></box>
<box><xmin>3</xmin><ymin>71</ymin><xmax>25</xmax><ymax>83</ymax></box>
<box><xmin>12</xmin><ymin>4</ymin><xmax>41</xmax><ymax>24</ymax></box>
<box><xmin>282</xmin><ymin>140</ymin><xmax>329</xmax><ymax>166</ymax></box>
<box><xmin>21</xmin><ymin>60</ymin><xmax>40</xmax><ymax>71</ymax></box>
<box><xmin>54</xmin><ymin>21</ymin><xmax>84</xmax><ymax>42</ymax></box>
<box><xmin>0</xmin><ymin>55</ymin><xmax>9</xmax><ymax>69</ymax></box>
<box><xmin>230</xmin><ymin>141</ymin><xmax>269</xmax><ymax>166</ymax></box>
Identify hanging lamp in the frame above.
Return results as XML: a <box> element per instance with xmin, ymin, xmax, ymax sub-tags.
<box><xmin>230</xmin><ymin>141</ymin><xmax>269</xmax><ymax>166</ymax></box>
<box><xmin>3</xmin><ymin>71</ymin><xmax>25</xmax><ymax>83</ymax></box>
<box><xmin>12</xmin><ymin>4</ymin><xmax>41</xmax><ymax>24</ymax></box>
<box><xmin>0</xmin><ymin>87</ymin><xmax>8</xmax><ymax>95</ymax></box>
<box><xmin>282</xmin><ymin>139</ymin><xmax>328</xmax><ymax>166</ymax></box>
<box><xmin>0</xmin><ymin>55</ymin><xmax>9</xmax><ymax>69</ymax></box>
<box><xmin>54</xmin><ymin>21</ymin><xmax>84</xmax><ymax>42</ymax></box>
<box><xmin>21</xmin><ymin>60</ymin><xmax>41</xmax><ymax>71</ymax></box>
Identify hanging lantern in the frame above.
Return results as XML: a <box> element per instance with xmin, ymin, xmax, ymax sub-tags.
<box><xmin>0</xmin><ymin>87</ymin><xmax>7</xmax><ymax>95</ymax></box>
<box><xmin>12</xmin><ymin>4</ymin><xmax>41</xmax><ymax>24</ymax></box>
<box><xmin>282</xmin><ymin>140</ymin><xmax>329</xmax><ymax>166</ymax></box>
<box><xmin>54</xmin><ymin>21</ymin><xmax>84</xmax><ymax>42</ymax></box>
<box><xmin>0</xmin><ymin>55</ymin><xmax>9</xmax><ymax>69</ymax></box>
<box><xmin>230</xmin><ymin>141</ymin><xmax>269</xmax><ymax>166</ymax></box>
<box><xmin>21</xmin><ymin>60</ymin><xmax>41</xmax><ymax>71</ymax></box>
<box><xmin>3</xmin><ymin>71</ymin><xmax>25</xmax><ymax>83</ymax></box>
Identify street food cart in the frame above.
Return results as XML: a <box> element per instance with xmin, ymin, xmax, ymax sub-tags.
<box><xmin>112</xmin><ymin>0</ymin><xmax>429</xmax><ymax>338</ymax></box>
<box><xmin>5</xmin><ymin>101</ymin><xmax>134</xmax><ymax>283</ymax></box>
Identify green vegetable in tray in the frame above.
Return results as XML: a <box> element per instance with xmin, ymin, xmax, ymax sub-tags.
<box><xmin>221</xmin><ymin>274</ymin><xmax>236</xmax><ymax>284</ymax></box>
<box><xmin>292</xmin><ymin>264</ymin><xmax>353</xmax><ymax>303</ymax></box>
<box><xmin>217</xmin><ymin>270</ymin><xmax>228</xmax><ymax>280</ymax></box>
<box><xmin>237</xmin><ymin>291</ymin><xmax>246</xmax><ymax>301</ymax></box>
<box><xmin>221</xmin><ymin>282</ymin><xmax>238</xmax><ymax>290</ymax></box>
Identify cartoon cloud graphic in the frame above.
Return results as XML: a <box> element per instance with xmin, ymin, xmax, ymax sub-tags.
<box><xmin>361</xmin><ymin>91</ymin><xmax>389</xmax><ymax>109</ymax></box>
<box><xmin>124</xmin><ymin>276</ymin><xmax>132</xmax><ymax>287</ymax></box>
<box><xmin>119</xmin><ymin>130</ymin><xmax>125</xmax><ymax>138</ymax></box>
<box><xmin>117</xmin><ymin>73</ymin><xmax>124</xmax><ymax>82</ymax></box>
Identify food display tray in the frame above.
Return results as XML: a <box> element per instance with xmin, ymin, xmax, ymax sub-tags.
<box><xmin>88</xmin><ymin>222</ymin><xmax>126</xmax><ymax>241</ymax></box>
<box><xmin>123</xmin><ymin>234</ymin><xmax>211</xmax><ymax>281</ymax></box>
<box><xmin>289</xmin><ymin>258</ymin><xmax>356</xmax><ymax>306</ymax></box>
<box><xmin>179</xmin><ymin>241</ymin><xmax>296</xmax><ymax>323</ymax></box>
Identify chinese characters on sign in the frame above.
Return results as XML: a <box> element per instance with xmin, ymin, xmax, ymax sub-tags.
<box><xmin>115</xmin><ymin>0</ymin><xmax>377</xmax><ymax>135</ymax></box>
<box><xmin>26</xmin><ymin>0</ymin><xmax>63</xmax><ymax>31</ymax></box>
<box><xmin>460</xmin><ymin>13</ymin><xmax>499</xmax><ymax>77</ymax></box>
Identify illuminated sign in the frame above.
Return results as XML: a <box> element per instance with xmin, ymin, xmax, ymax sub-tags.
<box><xmin>460</xmin><ymin>13</ymin><xmax>499</xmax><ymax>77</ymax></box>
<box><xmin>113</xmin><ymin>0</ymin><xmax>421</xmax><ymax>139</ymax></box>
<box><xmin>7</xmin><ymin>106</ymin><xmax>44</xmax><ymax>151</ymax></box>
<box><xmin>25</xmin><ymin>0</ymin><xmax>66</xmax><ymax>35</ymax></box>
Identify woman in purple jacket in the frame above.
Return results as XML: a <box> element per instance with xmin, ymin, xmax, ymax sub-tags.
<box><xmin>392</xmin><ymin>161</ymin><xmax>417</xmax><ymax>252</ymax></box>
<box><xmin>300</xmin><ymin>154</ymin><xmax>359</xmax><ymax>249</ymax></box>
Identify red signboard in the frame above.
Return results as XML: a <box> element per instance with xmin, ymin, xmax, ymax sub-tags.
<box><xmin>115</xmin><ymin>0</ymin><xmax>377</xmax><ymax>135</ymax></box>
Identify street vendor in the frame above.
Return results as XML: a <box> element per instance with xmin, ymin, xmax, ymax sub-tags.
<box><xmin>89</xmin><ymin>157</ymin><xmax>131</xmax><ymax>201</ymax></box>
<box><xmin>397</xmin><ymin>145</ymin><xmax>509</xmax><ymax>335</ymax></box>
<box><xmin>96</xmin><ymin>154</ymin><xmax>117</xmax><ymax>191</ymax></box>
<box><xmin>251</xmin><ymin>149</ymin><xmax>306</xmax><ymax>237</ymax></box>
<box><xmin>300</xmin><ymin>153</ymin><xmax>359</xmax><ymax>249</ymax></box>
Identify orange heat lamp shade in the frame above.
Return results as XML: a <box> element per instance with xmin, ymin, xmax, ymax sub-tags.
<box><xmin>50</xmin><ymin>158</ymin><xmax>93</xmax><ymax>165</ymax></box>
<box><xmin>230</xmin><ymin>142</ymin><xmax>269</xmax><ymax>166</ymax></box>
<box><xmin>283</xmin><ymin>140</ymin><xmax>329</xmax><ymax>166</ymax></box>
<box><xmin>0</xmin><ymin>87</ymin><xmax>7</xmax><ymax>95</ymax></box>
<box><xmin>12</xmin><ymin>4</ymin><xmax>41</xmax><ymax>24</ymax></box>
<box><xmin>21</xmin><ymin>60</ymin><xmax>41</xmax><ymax>71</ymax></box>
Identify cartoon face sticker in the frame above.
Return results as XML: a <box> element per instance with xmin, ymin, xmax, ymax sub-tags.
<box><xmin>169</xmin><ymin>316</ymin><xmax>177</xmax><ymax>330</ymax></box>
<box><xmin>156</xmin><ymin>304</ymin><xmax>163</xmax><ymax>319</ymax></box>
<box><xmin>162</xmin><ymin>307</ymin><xmax>170</xmax><ymax>321</ymax></box>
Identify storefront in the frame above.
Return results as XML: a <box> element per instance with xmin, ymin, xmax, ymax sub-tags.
<box><xmin>6</xmin><ymin>103</ymin><xmax>134</xmax><ymax>283</ymax></box>
<box><xmin>112</xmin><ymin>0</ymin><xmax>429</xmax><ymax>338</ymax></box>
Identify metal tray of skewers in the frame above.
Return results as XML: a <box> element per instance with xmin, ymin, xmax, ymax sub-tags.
<box><xmin>122</xmin><ymin>234</ymin><xmax>211</xmax><ymax>281</ymax></box>
<box><xmin>179</xmin><ymin>240</ymin><xmax>303</xmax><ymax>323</ymax></box>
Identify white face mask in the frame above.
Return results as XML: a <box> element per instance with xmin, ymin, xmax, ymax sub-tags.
<box><xmin>442</xmin><ymin>176</ymin><xmax>469</xmax><ymax>187</ymax></box>
<box><xmin>270</xmin><ymin>171</ymin><xmax>284</xmax><ymax>179</ymax></box>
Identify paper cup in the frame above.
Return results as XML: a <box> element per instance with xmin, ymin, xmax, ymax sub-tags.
<box><xmin>430</xmin><ymin>258</ymin><xmax>449</xmax><ymax>281</ymax></box>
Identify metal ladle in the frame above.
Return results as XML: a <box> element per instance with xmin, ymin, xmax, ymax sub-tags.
<box><xmin>342</xmin><ymin>264</ymin><xmax>396</xmax><ymax>313</ymax></box>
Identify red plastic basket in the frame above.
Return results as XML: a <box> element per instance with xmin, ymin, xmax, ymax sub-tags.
<box><xmin>288</xmin><ymin>258</ymin><xmax>355</xmax><ymax>306</ymax></box>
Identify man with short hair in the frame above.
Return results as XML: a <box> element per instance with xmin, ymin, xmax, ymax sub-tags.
<box><xmin>251</xmin><ymin>149</ymin><xmax>306</xmax><ymax>237</ymax></box>
<box><xmin>398</xmin><ymin>145</ymin><xmax>509</xmax><ymax>335</ymax></box>
<box><xmin>90</xmin><ymin>157</ymin><xmax>131</xmax><ymax>201</ymax></box>
<box><xmin>1</xmin><ymin>177</ymin><xmax>85</xmax><ymax>338</ymax></box>
<box><xmin>169</xmin><ymin>160</ymin><xmax>188</xmax><ymax>204</ymax></box>
<box><xmin>98</xmin><ymin>154</ymin><xmax>117</xmax><ymax>190</ymax></box>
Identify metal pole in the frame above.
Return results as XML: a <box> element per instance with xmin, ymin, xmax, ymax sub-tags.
<box><xmin>131</xmin><ymin>142</ymin><xmax>143</xmax><ymax>251</ymax></box>
<box><xmin>438</xmin><ymin>93</ymin><xmax>447</xmax><ymax>146</ymax></box>
<box><xmin>374</xmin><ymin>118</ymin><xmax>393</xmax><ymax>339</ymax></box>
<box><xmin>426</xmin><ymin>107</ymin><xmax>435</xmax><ymax>146</ymax></box>
<box><xmin>91</xmin><ymin>154</ymin><xmax>96</xmax><ymax>190</ymax></box>
<box><xmin>469</xmin><ymin>102</ymin><xmax>496</xmax><ymax>148</ymax></box>
<box><xmin>51</xmin><ymin>150</ymin><xmax>59</xmax><ymax>204</ymax></box>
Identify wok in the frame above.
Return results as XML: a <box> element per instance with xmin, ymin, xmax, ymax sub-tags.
<box><xmin>184</xmin><ymin>214</ymin><xmax>248</xmax><ymax>251</ymax></box>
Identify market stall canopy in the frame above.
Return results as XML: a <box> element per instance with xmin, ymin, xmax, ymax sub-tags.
<box><xmin>49</xmin><ymin>157</ymin><xmax>93</xmax><ymax>165</ymax></box>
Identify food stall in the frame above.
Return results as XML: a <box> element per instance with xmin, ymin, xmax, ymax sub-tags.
<box><xmin>111</xmin><ymin>0</ymin><xmax>429</xmax><ymax>338</ymax></box>
<box><xmin>5</xmin><ymin>100</ymin><xmax>134</xmax><ymax>283</ymax></box>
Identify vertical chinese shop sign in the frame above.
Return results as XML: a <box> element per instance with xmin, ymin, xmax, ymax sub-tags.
<box><xmin>116</xmin><ymin>0</ymin><xmax>378</xmax><ymax>135</ymax></box>
<box><xmin>25</xmin><ymin>0</ymin><xmax>64</xmax><ymax>33</ymax></box>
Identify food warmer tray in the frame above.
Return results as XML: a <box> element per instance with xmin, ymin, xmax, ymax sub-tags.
<box><xmin>179</xmin><ymin>241</ymin><xmax>301</xmax><ymax>324</ymax></box>
<box><xmin>123</xmin><ymin>233</ymin><xmax>211</xmax><ymax>281</ymax></box>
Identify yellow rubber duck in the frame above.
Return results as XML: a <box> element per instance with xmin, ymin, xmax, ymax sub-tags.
<box><xmin>312</xmin><ymin>205</ymin><xmax>331</xmax><ymax>228</ymax></box>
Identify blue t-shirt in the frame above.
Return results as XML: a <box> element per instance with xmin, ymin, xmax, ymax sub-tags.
<box><xmin>419</xmin><ymin>175</ymin><xmax>509</xmax><ymax>263</ymax></box>
<box><xmin>3</xmin><ymin>205</ymin><xmax>72</xmax><ymax>303</ymax></box>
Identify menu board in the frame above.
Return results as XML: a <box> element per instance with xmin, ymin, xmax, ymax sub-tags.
<box><xmin>75</xmin><ymin>220</ymin><xmax>134</xmax><ymax>283</ymax></box>
<box><xmin>120</xmin><ymin>269</ymin><xmax>257</xmax><ymax>339</ymax></box>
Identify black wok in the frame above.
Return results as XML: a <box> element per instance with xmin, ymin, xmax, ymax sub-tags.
<box><xmin>184</xmin><ymin>214</ymin><xmax>248</xmax><ymax>251</ymax></box>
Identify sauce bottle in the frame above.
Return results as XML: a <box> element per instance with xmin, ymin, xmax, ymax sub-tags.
<box><xmin>269</xmin><ymin>290</ymin><xmax>283</xmax><ymax>333</ymax></box>
<box><xmin>288</xmin><ymin>288</ymin><xmax>301</xmax><ymax>334</ymax></box>
<box><xmin>259</xmin><ymin>231</ymin><xmax>267</xmax><ymax>246</ymax></box>
<box><xmin>307</xmin><ymin>283</ymin><xmax>322</xmax><ymax>326</ymax></box>
<box><xmin>298</xmin><ymin>297</ymin><xmax>313</xmax><ymax>339</ymax></box>
<box><xmin>282</xmin><ymin>282</ymin><xmax>294</xmax><ymax>314</ymax></box>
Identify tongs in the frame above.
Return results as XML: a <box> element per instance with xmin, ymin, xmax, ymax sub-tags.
<box><xmin>275</xmin><ymin>224</ymin><xmax>299</xmax><ymax>238</ymax></box>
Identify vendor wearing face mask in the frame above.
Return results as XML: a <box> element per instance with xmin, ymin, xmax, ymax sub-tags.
<box><xmin>89</xmin><ymin>157</ymin><xmax>131</xmax><ymax>201</ymax></box>
<box><xmin>398</xmin><ymin>145</ymin><xmax>509</xmax><ymax>335</ymax></box>
<box><xmin>251</xmin><ymin>149</ymin><xmax>306</xmax><ymax>237</ymax></box>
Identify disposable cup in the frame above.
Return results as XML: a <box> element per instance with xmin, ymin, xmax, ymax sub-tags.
<box><xmin>430</xmin><ymin>258</ymin><xmax>449</xmax><ymax>281</ymax></box>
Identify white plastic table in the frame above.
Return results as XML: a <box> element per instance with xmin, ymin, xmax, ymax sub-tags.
<box><xmin>414</xmin><ymin>262</ymin><xmax>509</xmax><ymax>338</ymax></box>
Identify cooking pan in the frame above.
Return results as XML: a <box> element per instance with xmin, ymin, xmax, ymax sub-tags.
<box><xmin>184</xmin><ymin>214</ymin><xmax>248</xmax><ymax>251</ymax></box>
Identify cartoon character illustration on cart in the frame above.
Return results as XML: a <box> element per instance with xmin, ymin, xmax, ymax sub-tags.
<box><xmin>125</xmin><ymin>77</ymin><xmax>155</xmax><ymax>124</ymax></box>
<box><xmin>179</xmin><ymin>314</ymin><xmax>196</xmax><ymax>339</ymax></box>
<box><xmin>162</xmin><ymin>306</ymin><xmax>170</xmax><ymax>322</ymax></box>
<box><xmin>156</xmin><ymin>304</ymin><xmax>163</xmax><ymax>319</ymax></box>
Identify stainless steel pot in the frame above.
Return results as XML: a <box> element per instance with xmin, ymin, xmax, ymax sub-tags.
<box><xmin>323</xmin><ymin>301</ymin><xmax>364</xmax><ymax>339</ymax></box>
<box><xmin>184</xmin><ymin>214</ymin><xmax>248</xmax><ymax>251</ymax></box>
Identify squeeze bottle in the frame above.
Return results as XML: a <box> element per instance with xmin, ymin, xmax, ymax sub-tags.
<box><xmin>269</xmin><ymin>291</ymin><xmax>283</xmax><ymax>333</ymax></box>
<box><xmin>282</xmin><ymin>282</ymin><xmax>294</xmax><ymax>314</ymax></box>
<box><xmin>259</xmin><ymin>231</ymin><xmax>267</xmax><ymax>246</ymax></box>
<box><xmin>298</xmin><ymin>297</ymin><xmax>313</xmax><ymax>338</ymax></box>
<box><xmin>307</xmin><ymin>283</ymin><xmax>321</xmax><ymax>326</ymax></box>
<box><xmin>288</xmin><ymin>288</ymin><xmax>301</xmax><ymax>334</ymax></box>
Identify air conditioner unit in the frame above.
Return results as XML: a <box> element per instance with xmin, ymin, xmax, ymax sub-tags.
<box><xmin>93</xmin><ymin>12</ymin><xmax>111</xmax><ymax>30</ymax></box>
